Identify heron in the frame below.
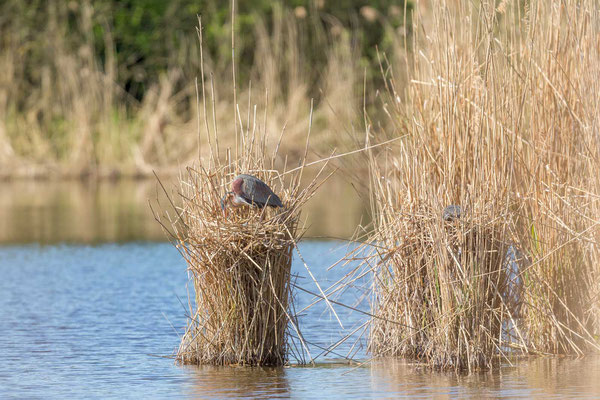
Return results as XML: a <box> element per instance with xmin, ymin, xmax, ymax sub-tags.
<box><xmin>442</xmin><ymin>205</ymin><xmax>462</xmax><ymax>222</ymax></box>
<box><xmin>221</xmin><ymin>174</ymin><xmax>284</xmax><ymax>216</ymax></box>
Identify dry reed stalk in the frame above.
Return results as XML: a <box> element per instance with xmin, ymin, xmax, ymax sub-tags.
<box><xmin>362</xmin><ymin>0</ymin><xmax>523</xmax><ymax>371</ymax></box>
<box><xmin>364</xmin><ymin>0</ymin><xmax>600</xmax><ymax>370</ymax></box>
<box><xmin>366</xmin><ymin>154</ymin><xmax>520</xmax><ymax>371</ymax></box>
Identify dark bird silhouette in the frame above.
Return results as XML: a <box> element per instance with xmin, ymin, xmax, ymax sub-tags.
<box><xmin>221</xmin><ymin>174</ymin><xmax>283</xmax><ymax>215</ymax></box>
<box><xmin>442</xmin><ymin>205</ymin><xmax>462</xmax><ymax>221</ymax></box>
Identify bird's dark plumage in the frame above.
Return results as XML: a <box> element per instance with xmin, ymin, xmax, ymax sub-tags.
<box><xmin>227</xmin><ymin>174</ymin><xmax>283</xmax><ymax>209</ymax></box>
<box><xmin>442</xmin><ymin>205</ymin><xmax>462</xmax><ymax>221</ymax></box>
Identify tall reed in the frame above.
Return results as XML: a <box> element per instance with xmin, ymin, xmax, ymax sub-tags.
<box><xmin>0</xmin><ymin>1</ymin><xmax>363</xmax><ymax>178</ymax></box>
<box><xmin>507</xmin><ymin>0</ymin><xmax>600</xmax><ymax>355</ymax></box>
<box><xmin>366</xmin><ymin>0</ymin><xmax>600</xmax><ymax>370</ymax></box>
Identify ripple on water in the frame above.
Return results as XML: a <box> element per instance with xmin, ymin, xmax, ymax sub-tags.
<box><xmin>1</xmin><ymin>242</ymin><xmax>600</xmax><ymax>399</ymax></box>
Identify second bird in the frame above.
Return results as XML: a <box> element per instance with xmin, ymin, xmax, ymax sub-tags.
<box><xmin>221</xmin><ymin>174</ymin><xmax>284</xmax><ymax>215</ymax></box>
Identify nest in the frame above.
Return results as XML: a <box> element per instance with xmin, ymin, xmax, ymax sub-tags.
<box><xmin>154</xmin><ymin>157</ymin><xmax>329</xmax><ymax>366</ymax></box>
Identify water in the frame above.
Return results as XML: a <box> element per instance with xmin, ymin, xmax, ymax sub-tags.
<box><xmin>0</xmin><ymin>177</ymin><xmax>368</xmax><ymax>243</ymax></box>
<box><xmin>2</xmin><ymin>242</ymin><xmax>600</xmax><ymax>399</ymax></box>
<box><xmin>2</xmin><ymin>180</ymin><xmax>600</xmax><ymax>398</ymax></box>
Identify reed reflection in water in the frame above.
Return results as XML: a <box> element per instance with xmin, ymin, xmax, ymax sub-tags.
<box><xmin>185</xmin><ymin>366</ymin><xmax>290</xmax><ymax>399</ymax></box>
<box><xmin>0</xmin><ymin>174</ymin><xmax>368</xmax><ymax>244</ymax></box>
<box><xmin>183</xmin><ymin>357</ymin><xmax>600</xmax><ymax>399</ymax></box>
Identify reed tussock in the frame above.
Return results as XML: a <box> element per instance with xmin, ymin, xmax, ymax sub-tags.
<box><xmin>156</xmin><ymin>141</ymin><xmax>329</xmax><ymax>365</ymax></box>
<box><xmin>172</xmin><ymin>168</ymin><xmax>288</xmax><ymax>365</ymax></box>
<box><xmin>507</xmin><ymin>0</ymin><xmax>600</xmax><ymax>355</ymax></box>
<box><xmin>364</xmin><ymin>0</ymin><xmax>600</xmax><ymax>370</ymax></box>
<box><xmin>369</xmin><ymin>203</ymin><xmax>517</xmax><ymax>370</ymax></box>
<box><xmin>152</xmin><ymin>16</ymin><xmax>332</xmax><ymax>362</ymax></box>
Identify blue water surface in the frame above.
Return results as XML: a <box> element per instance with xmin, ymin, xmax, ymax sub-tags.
<box><xmin>1</xmin><ymin>242</ymin><xmax>600</xmax><ymax>399</ymax></box>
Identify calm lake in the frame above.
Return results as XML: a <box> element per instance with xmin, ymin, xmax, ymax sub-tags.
<box><xmin>1</xmin><ymin>179</ymin><xmax>600</xmax><ymax>399</ymax></box>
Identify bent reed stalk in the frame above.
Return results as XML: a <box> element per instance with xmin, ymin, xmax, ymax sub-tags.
<box><xmin>364</xmin><ymin>0</ymin><xmax>600</xmax><ymax>371</ymax></box>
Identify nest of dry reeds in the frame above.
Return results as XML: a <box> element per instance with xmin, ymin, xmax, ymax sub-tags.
<box><xmin>172</xmin><ymin>166</ymin><xmax>294</xmax><ymax>365</ymax></box>
<box><xmin>155</xmin><ymin>157</ymin><xmax>328</xmax><ymax>366</ymax></box>
<box><xmin>150</xmin><ymin>44</ymin><xmax>333</xmax><ymax>363</ymax></box>
<box><xmin>149</xmin><ymin>13</ymin><xmax>337</xmax><ymax>366</ymax></box>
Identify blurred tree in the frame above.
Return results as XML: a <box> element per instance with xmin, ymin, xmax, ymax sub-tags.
<box><xmin>1</xmin><ymin>0</ymin><xmax>412</xmax><ymax>102</ymax></box>
<box><xmin>92</xmin><ymin>0</ymin><xmax>412</xmax><ymax>99</ymax></box>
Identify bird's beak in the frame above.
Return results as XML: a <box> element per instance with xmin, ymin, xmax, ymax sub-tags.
<box><xmin>220</xmin><ymin>193</ymin><xmax>229</xmax><ymax>218</ymax></box>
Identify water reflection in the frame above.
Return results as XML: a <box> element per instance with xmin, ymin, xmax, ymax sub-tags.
<box><xmin>0</xmin><ymin>179</ymin><xmax>165</xmax><ymax>243</ymax></box>
<box><xmin>515</xmin><ymin>356</ymin><xmax>600</xmax><ymax>397</ymax></box>
<box><xmin>182</xmin><ymin>357</ymin><xmax>600</xmax><ymax>399</ymax></box>
<box><xmin>369</xmin><ymin>359</ymin><xmax>506</xmax><ymax>398</ymax></box>
<box><xmin>1</xmin><ymin>243</ymin><xmax>600</xmax><ymax>399</ymax></box>
<box><xmin>367</xmin><ymin>357</ymin><xmax>600</xmax><ymax>398</ymax></box>
<box><xmin>0</xmin><ymin>174</ymin><xmax>369</xmax><ymax>244</ymax></box>
<box><xmin>185</xmin><ymin>366</ymin><xmax>290</xmax><ymax>399</ymax></box>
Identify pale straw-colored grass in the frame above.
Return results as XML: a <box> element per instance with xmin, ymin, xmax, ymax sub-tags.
<box><xmin>151</xmin><ymin>13</ymin><xmax>339</xmax><ymax>365</ymax></box>
<box><xmin>362</xmin><ymin>0</ymin><xmax>600</xmax><ymax>370</ymax></box>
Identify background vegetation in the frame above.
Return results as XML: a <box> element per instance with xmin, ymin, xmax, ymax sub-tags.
<box><xmin>0</xmin><ymin>0</ymin><xmax>411</xmax><ymax>178</ymax></box>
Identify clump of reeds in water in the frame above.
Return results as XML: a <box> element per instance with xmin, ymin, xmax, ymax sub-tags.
<box><xmin>149</xmin><ymin>13</ymin><xmax>337</xmax><ymax>366</ymax></box>
<box><xmin>174</xmin><ymin>167</ymin><xmax>281</xmax><ymax>365</ymax></box>
<box><xmin>363</xmin><ymin>0</ymin><xmax>600</xmax><ymax>370</ymax></box>
<box><xmin>151</xmin><ymin>67</ymin><xmax>332</xmax><ymax>364</ymax></box>
<box><xmin>367</xmin><ymin>194</ymin><xmax>519</xmax><ymax>371</ymax></box>
<box><xmin>506</xmin><ymin>0</ymin><xmax>600</xmax><ymax>355</ymax></box>
<box><xmin>157</xmin><ymin>147</ymin><xmax>329</xmax><ymax>365</ymax></box>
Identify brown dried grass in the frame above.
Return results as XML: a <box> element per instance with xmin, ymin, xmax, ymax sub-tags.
<box><xmin>0</xmin><ymin>2</ymin><xmax>363</xmax><ymax>178</ymax></box>
<box><xmin>153</xmin><ymin>111</ymin><xmax>332</xmax><ymax>365</ymax></box>
<box><xmin>363</xmin><ymin>0</ymin><xmax>600</xmax><ymax>370</ymax></box>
